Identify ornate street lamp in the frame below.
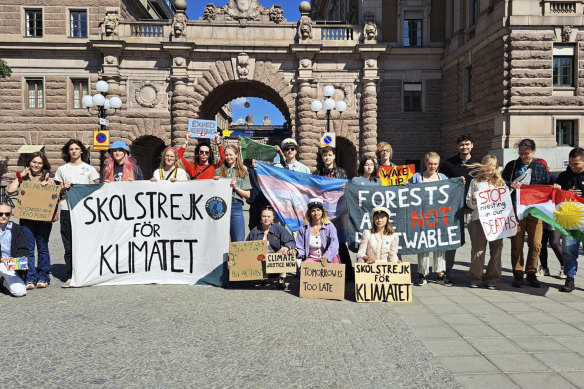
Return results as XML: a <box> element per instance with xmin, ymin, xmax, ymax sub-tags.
<box><xmin>310</xmin><ymin>85</ymin><xmax>347</xmax><ymax>132</ymax></box>
<box><xmin>82</xmin><ymin>81</ymin><xmax>122</xmax><ymax>172</ymax></box>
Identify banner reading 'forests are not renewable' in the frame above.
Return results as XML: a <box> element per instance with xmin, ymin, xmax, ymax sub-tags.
<box><xmin>67</xmin><ymin>180</ymin><xmax>232</xmax><ymax>287</ymax></box>
<box><xmin>345</xmin><ymin>179</ymin><xmax>465</xmax><ymax>255</ymax></box>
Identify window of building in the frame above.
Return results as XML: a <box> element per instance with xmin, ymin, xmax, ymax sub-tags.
<box><xmin>553</xmin><ymin>46</ymin><xmax>574</xmax><ymax>87</ymax></box>
<box><xmin>25</xmin><ymin>9</ymin><xmax>42</xmax><ymax>37</ymax></box>
<box><xmin>464</xmin><ymin>67</ymin><xmax>472</xmax><ymax>103</ymax></box>
<box><xmin>26</xmin><ymin>79</ymin><xmax>44</xmax><ymax>109</ymax></box>
<box><xmin>71</xmin><ymin>79</ymin><xmax>89</xmax><ymax>109</ymax></box>
<box><xmin>556</xmin><ymin>120</ymin><xmax>575</xmax><ymax>146</ymax></box>
<box><xmin>70</xmin><ymin>10</ymin><xmax>87</xmax><ymax>38</ymax></box>
<box><xmin>404</xmin><ymin>19</ymin><xmax>422</xmax><ymax>47</ymax></box>
<box><xmin>403</xmin><ymin>83</ymin><xmax>422</xmax><ymax>112</ymax></box>
<box><xmin>469</xmin><ymin>0</ymin><xmax>479</xmax><ymax>26</ymax></box>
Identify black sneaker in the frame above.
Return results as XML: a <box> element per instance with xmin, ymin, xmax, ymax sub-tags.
<box><xmin>414</xmin><ymin>274</ymin><xmax>427</xmax><ymax>286</ymax></box>
<box><xmin>560</xmin><ymin>277</ymin><xmax>575</xmax><ymax>293</ymax></box>
<box><xmin>437</xmin><ymin>274</ymin><xmax>453</xmax><ymax>287</ymax></box>
<box><xmin>512</xmin><ymin>277</ymin><xmax>524</xmax><ymax>288</ymax></box>
<box><xmin>526</xmin><ymin>274</ymin><xmax>541</xmax><ymax>288</ymax></box>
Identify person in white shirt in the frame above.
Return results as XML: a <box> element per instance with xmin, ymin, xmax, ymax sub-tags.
<box><xmin>151</xmin><ymin>147</ymin><xmax>190</xmax><ymax>182</ymax></box>
<box><xmin>357</xmin><ymin>206</ymin><xmax>399</xmax><ymax>263</ymax></box>
<box><xmin>54</xmin><ymin>139</ymin><xmax>99</xmax><ymax>288</ymax></box>
<box><xmin>0</xmin><ymin>202</ymin><xmax>30</xmax><ymax>297</ymax></box>
<box><xmin>274</xmin><ymin>138</ymin><xmax>310</xmax><ymax>174</ymax></box>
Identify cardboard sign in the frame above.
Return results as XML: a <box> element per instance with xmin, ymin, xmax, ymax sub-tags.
<box><xmin>93</xmin><ymin>130</ymin><xmax>110</xmax><ymax>151</ymax></box>
<box><xmin>354</xmin><ymin>262</ymin><xmax>412</xmax><ymax>303</ymax></box>
<box><xmin>477</xmin><ymin>186</ymin><xmax>518</xmax><ymax>241</ymax></box>
<box><xmin>188</xmin><ymin>119</ymin><xmax>217</xmax><ymax>139</ymax></box>
<box><xmin>265</xmin><ymin>252</ymin><xmax>297</xmax><ymax>274</ymax></box>
<box><xmin>13</xmin><ymin>181</ymin><xmax>60</xmax><ymax>222</ymax></box>
<box><xmin>228</xmin><ymin>240</ymin><xmax>267</xmax><ymax>281</ymax></box>
<box><xmin>379</xmin><ymin>164</ymin><xmax>415</xmax><ymax>186</ymax></box>
<box><xmin>299</xmin><ymin>261</ymin><xmax>345</xmax><ymax>300</ymax></box>
<box><xmin>320</xmin><ymin>132</ymin><xmax>336</xmax><ymax>148</ymax></box>
<box><xmin>6</xmin><ymin>257</ymin><xmax>28</xmax><ymax>271</ymax></box>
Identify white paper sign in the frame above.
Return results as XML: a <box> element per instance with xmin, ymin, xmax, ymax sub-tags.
<box><xmin>476</xmin><ymin>186</ymin><xmax>518</xmax><ymax>241</ymax></box>
<box><xmin>69</xmin><ymin>180</ymin><xmax>232</xmax><ymax>286</ymax></box>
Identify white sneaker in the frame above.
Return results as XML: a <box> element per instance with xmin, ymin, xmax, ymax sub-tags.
<box><xmin>536</xmin><ymin>267</ymin><xmax>545</xmax><ymax>277</ymax></box>
<box><xmin>559</xmin><ymin>267</ymin><xmax>567</xmax><ymax>279</ymax></box>
<box><xmin>62</xmin><ymin>279</ymin><xmax>71</xmax><ymax>288</ymax></box>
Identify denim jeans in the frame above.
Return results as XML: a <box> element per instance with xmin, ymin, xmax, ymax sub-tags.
<box><xmin>60</xmin><ymin>210</ymin><xmax>73</xmax><ymax>279</ymax></box>
<box><xmin>20</xmin><ymin>219</ymin><xmax>53</xmax><ymax>284</ymax></box>
<box><xmin>230</xmin><ymin>200</ymin><xmax>245</xmax><ymax>242</ymax></box>
<box><xmin>562</xmin><ymin>237</ymin><xmax>582</xmax><ymax>278</ymax></box>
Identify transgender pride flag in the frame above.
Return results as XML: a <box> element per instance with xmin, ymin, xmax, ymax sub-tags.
<box><xmin>255</xmin><ymin>161</ymin><xmax>348</xmax><ymax>233</ymax></box>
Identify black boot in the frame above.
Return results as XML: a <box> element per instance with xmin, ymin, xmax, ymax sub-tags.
<box><xmin>526</xmin><ymin>273</ymin><xmax>541</xmax><ymax>288</ymax></box>
<box><xmin>560</xmin><ymin>277</ymin><xmax>575</xmax><ymax>293</ymax></box>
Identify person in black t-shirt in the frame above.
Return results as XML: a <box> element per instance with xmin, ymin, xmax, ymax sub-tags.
<box><xmin>439</xmin><ymin>135</ymin><xmax>482</xmax><ymax>279</ymax></box>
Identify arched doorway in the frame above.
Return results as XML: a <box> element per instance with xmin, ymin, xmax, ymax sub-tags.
<box><xmin>336</xmin><ymin>136</ymin><xmax>357</xmax><ymax>178</ymax></box>
<box><xmin>130</xmin><ymin>136</ymin><xmax>166</xmax><ymax>178</ymax></box>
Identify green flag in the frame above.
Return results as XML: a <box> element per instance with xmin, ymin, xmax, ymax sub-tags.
<box><xmin>240</xmin><ymin>137</ymin><xmax>277</xmax><ymax>162</ymax></box>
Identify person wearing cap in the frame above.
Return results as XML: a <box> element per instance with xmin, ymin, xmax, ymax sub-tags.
<box><xmin>101</xmin><ymin>140</ymin><xmax>144</xmax><ymax>183</ymax></box>
<box><xmin>295</xmin><ymin>198</ymin><xmax>340</xmax><ymax>267</ymax></box>
<box><xmin>275</xmin><ymin>138</ymin><xmax>310</xmax><ymax>174</ymax></box>
<box><xmin>54</xmin><ymin>139</ymin><xmax>100</xmax><ymax>288</ymax></box>
<box><xmin>179</xmin><ymin>131</ymin><xmax>225</xmax><ymax>180</ymax></box>
<box><xmin>151</xmin><ymin>147</ymin><xmax>189</xmax><ymax>182</ymax></box>
<box><xmin>357</xmin><ymin>207</ymin><xmax>399</xmax><ymax>263</ymax></box>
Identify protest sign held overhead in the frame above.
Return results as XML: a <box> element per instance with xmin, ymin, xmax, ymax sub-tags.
<box><xmin>229</xmin><ymin>240</ymin><xmax>267</xmax><ymax>281</ymax></box>
<box><xmin>188</xmin><ymin>119</ymin><xmax>218</xmax><ymax>139</ymax></box>
<box><xmin>67</xmin><ymin>180</ymin><xmax>232</xmax><ymax>287</ymax></box>
<box><xmin>14</xmin><ymin>181</ymin><xmax>60</xmax><ymax>222</ymax></box>
<box><xmin>299</xmin><ymin>261</ymin><xmax>345</xmax><ymax>300</ymax></box>
<box><xmin>354</xmin><ymin>262</ymin><xmax>412</xmax><ymax>303</ymax></box>
<box><xmin>345</xmin><ymin>179</ymin><xmax>465</xmax><ymax>254</ymax></box>
<box><xmin>476</xmin><ymin>186</ymin><xmax>517</xmax><ymax>241</ymax></box>
<box><xmin>379</xmin><ymin>165</ymin><xmax>415</xmax><ymax>186</ymax></box>
<box><xmin>265</xmin><ymin>252</ymin><xmax>297</xmax><ymax>274</ymax></box>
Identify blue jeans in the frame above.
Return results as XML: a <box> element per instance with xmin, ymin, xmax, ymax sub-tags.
<box><xmin>562</xmin><ymin>237</ymin><xmax>582</xmax><ymax>278</ymax></box>
<box><xmin>20</xmin><ymin>219</ymin><xmax>53</xmax><ymax>284</ymax></box>
<box><xmin>230</xmin><ymin>200</ymin><xmax>245</xmax><ymax>242</ymax></box>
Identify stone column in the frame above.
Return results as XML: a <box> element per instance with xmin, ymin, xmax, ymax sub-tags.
<box><xmin>361</xmin><ymin>80</ymin><xmax>378</xmax><ymax>157</ymax></box>
<box><xmin>297</xmin><ymin>80</ymin><xmax>318</xmax><ymax>170</ymax></box>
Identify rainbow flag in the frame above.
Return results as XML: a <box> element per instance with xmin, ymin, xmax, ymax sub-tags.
<box><xmin>255</xmin><ymin>161</ymin><xmax>348</xmax><ymax>233</ymax></box>
<box><xmin>517</xmin><ymin>185</ymin><xmax>584</xmax><ymax>243</ymax></box>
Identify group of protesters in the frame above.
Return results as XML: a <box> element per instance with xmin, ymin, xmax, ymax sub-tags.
<box><xmin>1</xmin><ymin>131</ymin><xmax>583</xmax><ymax>298</ymax></box>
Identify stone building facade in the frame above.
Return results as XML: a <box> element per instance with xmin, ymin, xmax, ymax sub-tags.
<box><xmin>0</xmin><ymin>0</ymin><xmax>583</xmax><ymax>185</ymax></box>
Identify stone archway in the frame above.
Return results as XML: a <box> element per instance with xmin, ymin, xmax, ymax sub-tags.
<box><xmin>130</xmin><ymin>135</ymin><xmax>166</xmax><ymax>178</ymax></box>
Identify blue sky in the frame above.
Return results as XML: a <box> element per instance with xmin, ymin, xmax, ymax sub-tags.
<box><xmin>186</xmin><ymin>1</ymin><xmax>298</xmax><ymax>125</ymax></box>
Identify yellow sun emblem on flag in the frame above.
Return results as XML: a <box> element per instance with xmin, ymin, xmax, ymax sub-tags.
<box><xmin>554</xmin><ymin>200</ymin><xmax>584</xmax><ymax>230</ymax></box>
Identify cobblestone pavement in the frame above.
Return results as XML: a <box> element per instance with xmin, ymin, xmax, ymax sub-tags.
<box><xmin>2</xmin><ymin>217</ymin><xmax>584</xmax><ymax>388</ymax></box>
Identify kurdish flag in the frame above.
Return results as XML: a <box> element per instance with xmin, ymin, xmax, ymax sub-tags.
<box><xmin>517</xmin><ymin>185</ymin><xmax>584</xmax><ymax>243</ymax></box>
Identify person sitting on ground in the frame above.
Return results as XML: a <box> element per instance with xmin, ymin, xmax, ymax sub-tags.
<box><xmin>0</xmin><ymin>202</ymin><xmax>31</xmax><ymax>297</ymax></box>
<box><xmin>357</xmin><ymin>206</ymin><xmax>399</xmax><ymax>264</ymax></box>
<box><xmin>295</xmin><ymin>198</ymin><xmax>339</xmax><ymax>267</ymax></box>
<box><xmin>6</xmin><ymin>152</ymin><xmax>56</xmax><ymax>290</ymax></box>
<box><xmin>151</xmin><ymin>147</ymin><xmax>190</xmax><ymax>182</ymax></box>
<box><xmin>411</xmin><ymin>152</ymin><xmax>452</xmax><ymax>287</ymax></box>
<box><xmin>101</xmin><ymin>140</ymin><xmax>144</xmax><ymax>182</ymax></box>
<box><xmin>351</xmin><ymin>156</ymin><xmax>381</xmax><ymax>186</ymax></box>
<box><xmin>466</xmin><ymin>155</ymin><xmax>505</xmax><ymax>290</ymax></box>
<box><xmin>275</xmin><ymin>138</ymin><xmax>310</xmax><ymax>173</ymax></box>
<box><xmin>245</xmin><ymin>205</ymin><xmax>297</xmax><ymax>289</ymax></box>
<box><xmin>179</xmin><ymin>132</ymin><xmax>225</xmax><ymax>180</ymax></box>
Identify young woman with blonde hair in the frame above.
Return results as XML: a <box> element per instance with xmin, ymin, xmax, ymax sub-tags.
<box><xmin>151</xmin><ymin>147</ymin><xmax>189</xmax><ymax>182</ymax></box>
<box><xmin>214</xmin><ymin>144</ymin><xmax>251</xmax><ymax>242</ymax></box>
<box><xmin>466</xmin><ymin>155</ymin><xmax>506</xmax><ymax>289</ymax></box>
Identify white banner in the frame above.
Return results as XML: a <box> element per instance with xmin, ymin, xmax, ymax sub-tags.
<box><xmin>69</xmin><ymin>180</ymin><xmax>232</xmax><ymax>286</ymax></box>
<box><xmin>477</xmin><ymin>186</ymin><xmax>518</xmax><ymax>241</ymax></box>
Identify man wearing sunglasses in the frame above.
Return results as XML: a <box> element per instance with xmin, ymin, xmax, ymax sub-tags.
<box><xmin>0</xmin><ymin>202</ymin><xmax>30</xmax><ymax>297</ymax></box>
<box><xmin>275</xmin><ymin>138</ymin><xmax>310</xmax><ymax>174</ymax></box>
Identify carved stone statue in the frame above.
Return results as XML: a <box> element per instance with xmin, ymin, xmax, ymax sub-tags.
<box><xmin>364</xmin><ymin>21</ymin><xmax>378</xmax><ymax>42</ymax></box>
<box><xmin>561</xmin><ymin>25</ymin><xmax>572</xmax><ymax>42</ymax></box>
<box><xmin>200</xmin><ymin>1</ymin><xmax>285</xmax><ymax>24</ymax></box>
<box><xmin>262</xmin><ymin>115</ymin><xmax>271</xmax><ymax>126</ymax></box>
<box><xmin>103</xmin><ymin>8</ymin><xmax>119</xmax><ymax>37</ymax></box>
<box><xmin>172</xmin><ymin>12</ymin><xmax>188</xmax><ymax>38</ymax></box>
<box><xmin>245</xmin><ymin>114</ymin><xmax>254</xmax><ymax>125</ymax></box>
<box><xmin>298</xmin><ymin>15</ymin><xmax>312</xmax><ymax>40</ymax></box>
<box><xmin>237</xmin><ymin>52</ymin><xmax>250</xmax><ymax>79</ymax></box>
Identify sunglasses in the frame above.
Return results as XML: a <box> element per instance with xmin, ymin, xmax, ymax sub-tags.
<box><xmin>284</xmin><ymin>147</ymin><xmax>296</xmax><ymax>152</ymax></box>
<box><xmin>199</xmin><ymin>150</ymin><xmax>210</xmax><ymax>155</ymax></box>
<box><xmin>0</xmin><ymin>212</ymin><xmax>11</xmax><ymax>217</ymax></box>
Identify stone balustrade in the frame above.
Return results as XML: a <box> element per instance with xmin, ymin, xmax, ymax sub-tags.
<box><xmin>542</xmin><ymin>0</ymin><xmax>583</xmax><ymax>14</ymax></box>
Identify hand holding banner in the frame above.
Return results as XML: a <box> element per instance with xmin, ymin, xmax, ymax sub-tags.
<box><xmin>188</xmin><ymin>119</ymin><xmax>218</xmax><ymax>139</ymax></box>
<box><xmin>379</xmin><ymin>165</ymin><xmax>415</xmax><ymax>186</ymax></box>
<box><xmin>476</xmin><ymin>186</ymin><xmax>517</xmax><ymax>241</ymax></box>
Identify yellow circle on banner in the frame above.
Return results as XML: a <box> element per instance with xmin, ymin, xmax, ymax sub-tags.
<box><xmin>554</xmin><ymin>200</ymin><xmax>584</xmax><ymax>230</ymax></box>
